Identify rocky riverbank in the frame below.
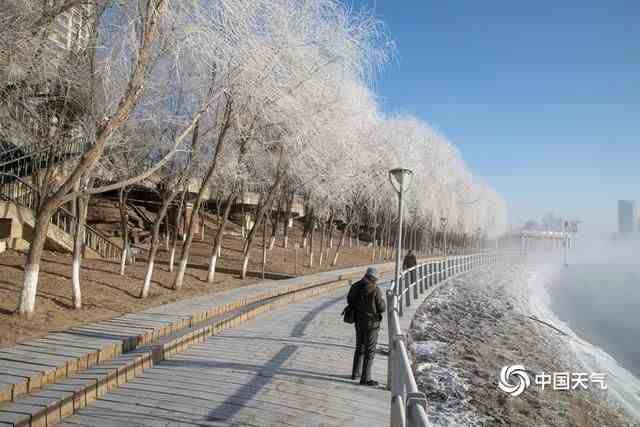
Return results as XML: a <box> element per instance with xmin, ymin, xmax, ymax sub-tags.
<box><xmin>409</xmin><ymin>261</ymin><xmax>637</xmax><ymax>426</ymax></box>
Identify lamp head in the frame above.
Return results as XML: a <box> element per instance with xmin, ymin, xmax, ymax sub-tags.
<box><xmin>388</xmin><ymin>168</ymin><xmax>413</xmax><ymax>194</ymax></box>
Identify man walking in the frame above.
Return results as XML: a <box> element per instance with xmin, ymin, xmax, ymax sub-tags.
<box><xmin>347</xmin><ymin>267</ymin><xmax>386</xmax><ymax>386</ymax></box>
<box><xmin>403</xmin><ymin>249</ymin><xmax>417</xmax><ymax>284</ymax></box>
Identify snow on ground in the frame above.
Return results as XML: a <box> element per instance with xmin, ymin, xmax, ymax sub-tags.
<box><xmin>409</xmin><ymin>260</ymin><xmax>636</xmax><ymax>426</ymax></box>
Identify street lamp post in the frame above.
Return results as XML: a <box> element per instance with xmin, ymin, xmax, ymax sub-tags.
<box><xmin>389</xmin><ymin>168</ymin><xmax>413</xmax><ymax>311</ymax></box>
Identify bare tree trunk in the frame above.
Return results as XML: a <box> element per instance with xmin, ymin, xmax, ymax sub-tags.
<box><xmin>318</xmin><ymin>219</ymin><xmax>327</xmax><ymax>267</ymax></box>
<box><xmin>174</xmin><ymin>109</ymin><xmax>231</xmax><ymax>290</ymax></box>
<box><xmin>383</xmin><ymin>220</ymin><xmax>388</xmax><ymax>259</ymax></box>
<box><xmin>71</xmin><ymin>193</ymin><xmax>89</xmax><ymax>309</ymax></box>
<box><xmin>308</xmin><ymin>215</ymin><xmax>314</xmax><ymax>268</ymax></box>
<box><xmin>240</xmin><ymin>183</ymin><xmax>246</xmax><ymax>239</ymax></box>
<box><xmin>141</xmin><ymin>189</ymin><xmax>177</xmax><ymax>298</ymax></box>
<box><xmin>119</xmin><ymin>188</ymin><xmax>129</xmax><ymax>276</ymax></box>
<box><xmin>282</xmin><ymin>193</ymin><xmax>293</xmax><ymax>249</ymax></box>
<box><xmin>173</xmin><ymin>197</ymin><xmax>202</xmax><ymax>290</ymax></box>
<box><xmin>241</xmin><ymin>185</ymin><xmax>281</xmax><ymax>279</ymax></box>
<box><xmin>181</xmin><ymin>200</ymin><xmax>188</xmax><ymax>242</ymax></box>
<box><xmin>328</xmin><ymin>210</ymin><xmax>335</xmax><ymax>249</ymax></box>
<box><xmin>215</xmin><ymin>193</ymin><xmax>223</xmax><ymax>227</ymax></box>
<box><xmin>331</xmin><ymin>216</ymin><xmax>353</xmax><ymax>266</ymax></box>
<box><xmin>15</xmin><ymin>2</ymin><xmax>173</xmax><ymax>316</ymax></box>
<box><xmin>370</xmin><ymin>207</ymin><xmax>378</xmax><ymax>263</ymax></box>
<box><xmin>169</xmin><ymin>190</ymin><xmax>186</xmax><ymax>273</ymax></box>
<box><xmin>386</xmin><ymin>214</ymin><xmax>393</xmax><ymax>259</ymax></box>
<box><xmin>269</xmin><ymin>192</ymin><xmax>284</xmax><ymax>250</ymax></box>
<box><xmin>262</xmin><ymin>215</ymin><xmax>267</xmax><ymax>278</ymax></box>
<box><xmin>241</xmin><ymin>149</ymin><xmax>286</xmax><ymax>279</ymax></box>
<box><xmin>302</xmin><ymin>206</ymin><xmax>313</xmax><ymax>254</ymax></box>
<box><xmin>207</xmin><ymin>191</ymin><xmax>237</xmax><ymax>284</ymax></box>
<box><xmin>169</xmin><ymin>233</ymin><xmax>177</xmax><ymax>272</ymax></box>
<box><xmin>17</xmin><ymin>201</ymin><xmax>55</xmax><ymax>317</ymax></box>
<box><xmin>200</xmin><ymin>213</ymin><xmax>206</xmax><ymax>241</ymax></box>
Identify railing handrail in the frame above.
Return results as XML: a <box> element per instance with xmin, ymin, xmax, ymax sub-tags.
<box><xmin>386</xmin><ymin>252</ymin><xmax>508</xmax><ymax>427</ymax></box>
<box><xmin>0</xmin><ymin>140</ymin><xmax>85</xmax><ymax>170</ymax></box>
<box><xmin>0</xmin><ymin>180</ymin><xmax>122</xmax><ymax>260</ymax></box>
<box><xmin>57</xmin><ymin>205</ymin><xmax>123</xmax><ymax>251</ymax></box>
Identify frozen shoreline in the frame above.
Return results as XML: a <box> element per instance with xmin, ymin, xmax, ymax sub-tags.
<box><xmin>526</xmin><ymin>261</ymin><xmax>640</xmax><ymax>421</ymax></box>
<box><xmin>409</xmin><ymin>260</ymin><xmax>637</xmax><ymax>426</ymax></box>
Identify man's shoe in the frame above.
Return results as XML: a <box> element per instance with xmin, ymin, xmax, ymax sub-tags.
<box><xmin>361</xmin><ymin>380</ymin><xmax>379</xmax><ymax>386</ymax></box>
<box><xmin>351</xmin><ymin>373</ymin><xmax>360</xmax><ymax>380</ymax></box>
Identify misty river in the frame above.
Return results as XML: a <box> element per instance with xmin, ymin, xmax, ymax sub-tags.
<box><xmin>548</xmin><ymin>258</ymin><xmax>640</xmax><ymax>379</ymax></box>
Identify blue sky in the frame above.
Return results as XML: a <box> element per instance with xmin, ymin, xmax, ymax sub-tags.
<box><xmin>352</xmin><ymin>0</ymin><xmax>639</xmax><ymax>232</ymax></box>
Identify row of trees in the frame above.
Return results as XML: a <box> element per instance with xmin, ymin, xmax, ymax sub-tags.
<box><xmin>1</xmin><ymin>0</ymin><xmax>507</xmax><ymax>318</ymax></box>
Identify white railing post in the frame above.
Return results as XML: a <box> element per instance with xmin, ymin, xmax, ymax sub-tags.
<box><xmin>386</xmin><ymin>290</ymin><xmax>394</xmax><ymax>391</ymax></box>
<box><xmin>406</xmin><ymin>272</ymin><xmax>412</xmax><ymax>308</ymax></box>
<box><xmin>406</xmin><ymin>392</ymin><xmax>428</xmax><ymax>426</ymax></box>
<box><xmin>398</xmin><ymin>276</ymin><xmax>404</xmax><ymax>317</ymax></box>
<box><xmin>390</xmin><ymin>394</ymin><xmax>406</xmax><ymax>427</ymax></box>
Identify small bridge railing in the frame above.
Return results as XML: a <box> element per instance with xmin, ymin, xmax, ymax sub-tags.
<box><xmin>385</xmin><ymin>253</ymin><xmax>502</xmax><ymax>427</ymax></box>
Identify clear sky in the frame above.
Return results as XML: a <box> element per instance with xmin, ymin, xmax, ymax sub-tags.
<box><xmin>352</xmin><ymin>0</ymin><xmax>639</xmax><ymax>233</ymax></box>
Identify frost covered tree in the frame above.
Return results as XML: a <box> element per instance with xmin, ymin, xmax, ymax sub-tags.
<box><xmin>2</xmin><ymin>0</ymin><xmax>230</xmax><ymax>317</ymax></box>
<box><xmin>1</xmin><ymin>0</ymin><xmax>508</xmax><ymax>318</ymax></box>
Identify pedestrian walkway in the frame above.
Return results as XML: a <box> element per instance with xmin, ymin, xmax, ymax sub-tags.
<box><xmin>0</xmin><ymin>262</ymin><xmax>395</xmax><ymax>410</ymax></box>
<box><xmin>56</xmin><ymin>279</ymin><xmax>423</xmax><ymax>427</ymax></box>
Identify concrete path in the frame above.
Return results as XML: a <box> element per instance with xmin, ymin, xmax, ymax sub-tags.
<box><xmin>57</xmin><ymin>282</ymin><xmax>423</xmax><ymax>427</ymax></box>
<box><xmin>0</xmin><ymin>262</ymin><xmax>397</xmax><ymax>408</ymax></box>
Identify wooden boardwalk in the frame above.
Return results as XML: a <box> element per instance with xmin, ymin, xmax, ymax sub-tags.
<box><xmin>0</xmin><ymin>263</ymin><xmax>395</xmax><ymax>409</ymax></box>
<box><xmin>56</xmin><ymin>283</ymin><xmax>422</xmax><ymax>427</ymax></box>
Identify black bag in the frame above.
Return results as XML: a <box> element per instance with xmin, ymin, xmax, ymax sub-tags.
<box><xmin>342</xmin><ymin>305</ymin><xmax>356</xmax><ymax>324</ymax></box>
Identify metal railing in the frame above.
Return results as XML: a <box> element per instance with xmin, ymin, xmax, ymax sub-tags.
<box><xmin>386</xmin><ymin>253</ymin><xmax>501</xmax><ymax>427</ymax></box>
<box><xmin>0</xmin><ymin>180</ymin><xmax>122</xmax><ymax>260</ymax></box>
<box><xmin>0</xmin><ymin>140</ymin><xmax>86</xmax><ymax>184</ymax></box>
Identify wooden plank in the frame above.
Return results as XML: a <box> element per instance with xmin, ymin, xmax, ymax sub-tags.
<box><xmin>62</xmin><ymin>290</ymin><xmax>393</xmax><ymax>426</ymax></box>
<box><xmin>1</xmin><ymin>263</ymin><xmax>398</xmax><ymax>425</ymax></box>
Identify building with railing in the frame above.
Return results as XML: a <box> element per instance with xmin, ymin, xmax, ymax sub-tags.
<box><xmin>43</xmin><ymin>4</ymin><xmax>94</xmax><ymax>67</ymax></box>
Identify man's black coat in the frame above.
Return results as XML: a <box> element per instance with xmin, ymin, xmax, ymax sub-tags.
<box><xmin>347</xmin><ymin>276</ymin><xmax>386</xmax><ymax>330</ymax></box>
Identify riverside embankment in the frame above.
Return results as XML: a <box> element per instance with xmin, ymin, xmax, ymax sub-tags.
<box><xmin>409</xmin><ymin>260</ymin><xmax>637</xmax><ymax>426</ymax></box>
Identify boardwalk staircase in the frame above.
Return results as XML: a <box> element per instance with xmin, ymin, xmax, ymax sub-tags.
<box><xmin>0</xmin><ymin>142</ymin><xmax>122</xmax><ymax>259</ymax></box>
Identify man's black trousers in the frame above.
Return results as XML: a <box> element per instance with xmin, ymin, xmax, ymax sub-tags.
<box><xmin>352</xmin><ymin>322</ymin><xmax>380</xmax><ymax>382</ymax></box>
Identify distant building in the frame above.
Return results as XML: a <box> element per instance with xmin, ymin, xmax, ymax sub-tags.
<box><xmin>618</xmin><ymin>200</ymin><xmax>635</xmax><ymax>236</ymax></box>
<box><xmin>44</xmin><ymin>5</ymin><xmax>94</xmax><ymax>67</ymax></box>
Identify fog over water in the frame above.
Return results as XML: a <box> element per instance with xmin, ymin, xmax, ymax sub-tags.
<box><xmin>546</xmin><ymin>239</ymin><xmax>640</xmax><ymax>376</ymax></box>
<box><xmin>541</xmin><ymin>238</ymin><xmax>640</xmax><ymax>416</ymax></box>
<box><xmin>550</xmin><ymin>268</ymin><xmax>640</xmax><ymax>378</ymax></box>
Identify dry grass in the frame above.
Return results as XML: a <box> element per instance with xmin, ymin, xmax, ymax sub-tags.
<box><xmin>0</xmin><ymin>217</ymin><xmax>391</xmax><ymax>348</ymax></box>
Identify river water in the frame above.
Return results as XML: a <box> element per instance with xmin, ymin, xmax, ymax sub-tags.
<box><xmin>549</xmin><ymin>263</ymin><xmax>640</xmax><ymax>378</ymax></box>
<box><xmin>539</xmin><ymin>241</ymin><xmax>640</xmax><ymax>419</ymax></box>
